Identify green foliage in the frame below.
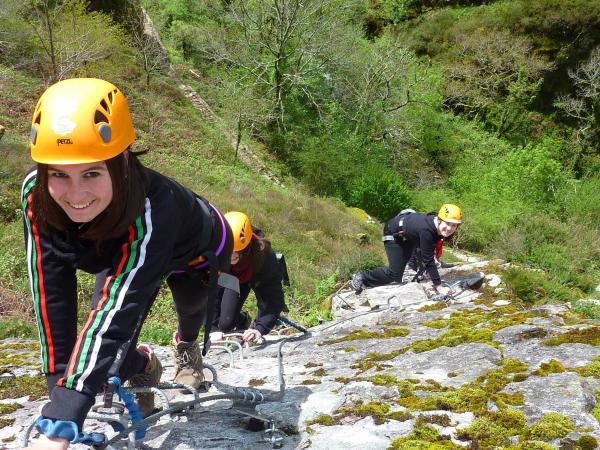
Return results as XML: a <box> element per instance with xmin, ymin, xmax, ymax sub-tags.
<box><xmin>560</xmin><ymin>176</ymin><xmax>600</xmax><ymax>229</ymax></box>
<box><xmin>572</xmin><ymin>300</ymin><xmax>600</xmax><ymax>321</ymax></box>
<box><xmin>0</xmin><ymin>319</ymin><xmax>37</xmax><ymax>339</ymax></box>
<box><xmin>347</xmin><ymin>165</ymin><xmax>412</xmax><ymax>220</ymax></box>
<box><xmin>17</xmin><ymin>0</ymin><xmax>128</xmax><ymax>81</ymax></box>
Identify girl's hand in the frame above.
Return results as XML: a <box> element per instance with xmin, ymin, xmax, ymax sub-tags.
<box><xmin>23</xmin><ymin>435</ymin><xmax>69</xmax><ymax>450</ymax></box>
<box><xmin>435</xmin><ymin>285</ymin><xmax>452</xmax><ymax>297</ymax></box>
<box><xmin>209</xmin><ymin>331</ymin><xmax>224</xmax><ymax>342</ymax></box>
<box><xmin>242</xmin><ymin>328</ymin><xmax>262</xmax><ymax>343</ymax></box>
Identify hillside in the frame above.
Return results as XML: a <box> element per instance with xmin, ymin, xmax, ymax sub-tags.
<box><xmin>0</xmin><ymin>37</ymin><xmax>383</xmax><ymax>342</ymax></box>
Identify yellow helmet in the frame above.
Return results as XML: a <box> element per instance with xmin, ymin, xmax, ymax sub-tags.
<box><xmin>30</xmin><ymin>78</ymin><xmax>136</xmax><ymax>164</ymax></box>
<box><xmin>438</xmin><ymin>204</ymin><xmax>463</xmax><ymax>224</ymax></box>
<box><xmin>225</xmin><ymin>211</ymin><xmax>253</xmax><ymax>252</ymax></box>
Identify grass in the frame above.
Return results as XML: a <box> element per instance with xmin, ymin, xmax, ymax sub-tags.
<box><xmin>0</xmin><ymin>65</ymin><xmax>384</xmax><ymax>339</ymax></box>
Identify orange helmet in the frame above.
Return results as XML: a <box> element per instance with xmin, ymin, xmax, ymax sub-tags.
<box><xmin>30</xmin><ymin>78</ymin><xmax>136</xmax><ymax>164</ymax></box>
<box><xmin>225</xmin><ymin>211</ymin><xmax>253</xmax><ymax>252</ymax></box>
<box><xmin>438</xmin><ymin>204</ymin><xmax>463</xmax><ymax>224</ymax></box>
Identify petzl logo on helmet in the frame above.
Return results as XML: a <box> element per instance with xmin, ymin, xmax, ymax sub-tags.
<box><xmin>57</xmin><ymin>138</ymin><xmax>73</xmax><ymax>146</ymax></box>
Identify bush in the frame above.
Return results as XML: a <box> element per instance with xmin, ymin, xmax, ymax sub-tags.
<box><xmin>559</xmin><ymin>176</ymin><xmax>600</xmax><ymax>230</ymax></box>
<box><xmin>347</xmin><ymin>165</ymin><xmax>412</xmax><ymax>220</ymax></box>
<box><xmin>491</xmin><ymin>213</ymin><xmax>600</xmax><ymax>296</ymax></box>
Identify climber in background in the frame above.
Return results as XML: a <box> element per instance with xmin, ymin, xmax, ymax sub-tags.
<box><xmin>211</xmin><ymin>211</ymin><xmax>286</xmax><ymax>344</ymax></box>
<box><xmin>351</xmin><ymin>204</ymin><xmax>463</xmax><ymax>297</ymax></box>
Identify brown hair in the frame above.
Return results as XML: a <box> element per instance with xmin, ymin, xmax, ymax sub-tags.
<box><xmin>238</xmin><ymin>234</ymin><xmax>271</xmax><ymax>273</ymax></box>
<box><xmin>31</xmin><ymin>151</ymin><xmax>148</xmax><ymax>241</ymax></box>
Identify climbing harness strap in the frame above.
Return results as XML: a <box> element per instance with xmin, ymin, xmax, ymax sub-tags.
<box><xmin>172</xmin><ymin>201</ymin><xmax>228</xmax><ymax>274</ymax></box>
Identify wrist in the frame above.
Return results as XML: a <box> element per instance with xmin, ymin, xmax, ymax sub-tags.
<box><xmin>38</xmin><ymin>434</ymin><xmax>69</xmax><ymax>450</ymax></box>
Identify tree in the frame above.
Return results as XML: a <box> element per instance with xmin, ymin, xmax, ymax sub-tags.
<box><xmin>198</xmin><ymin>0</ymin><xmax>353</xmax><ymax>129</ymax></box>
<box><xmin>333</xmin><ymin>36</ymin><xmax>418</xmax><ymax>135</ymax></box>
<box><xmin>443</xmin><ymin>28</ymin><xmax>550</xmax><ymax>136</ymax></box>
<box><xmin>128</xmin><ymin>4</ymin><xmax>170</xmax><ymax>85</ymax></box>
<box><xmin>22</xmin><ymin>0</ymin><xmax>126</xmax><ymax>82</ymax></box>
<box><xmin>555</xmin><ymin>46</ymin><xmax>600</xmax><ymax>172</ymax></box>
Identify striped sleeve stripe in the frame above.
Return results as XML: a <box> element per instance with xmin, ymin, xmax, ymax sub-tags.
<box><xmin>61</xmin><ymin>224</ymin><xmax>137</xmax><ymax>387</ymax></box>
<box><xmin>21</xmin><ymin>172</ymin><xmax>55</xmax><ymax>373</ymax></box>
<box><xmin>63</xmin><ymin>198</ymin><xmax>153</xmax><ymax>391</ymax></box>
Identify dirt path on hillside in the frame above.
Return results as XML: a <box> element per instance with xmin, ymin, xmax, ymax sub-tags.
<box><xmin>142</xmin><ymin>8</ymin><xmax>284</xmax><ymax>187</ymax></box>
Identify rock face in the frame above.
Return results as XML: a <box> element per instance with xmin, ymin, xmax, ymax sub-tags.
<box><xmin>2</xmin><ymin>261</ymin><xmax>600</xmax><ymax>449</ymax></box>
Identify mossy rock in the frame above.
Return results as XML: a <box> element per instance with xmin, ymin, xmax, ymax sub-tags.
<box><xmin>506</xmin><ymin>442</ymin><xmax>556</xmax><ymax>450</ymax></box>
<box><xmin>544</xmin><ymin>326</ymin><xmax>600</xmax><ymax>346</ymax></box>
<box><xmin>390</xmin><ymin>424</ymin><xmax>462</xmax><ymax>449</ymax></box>
<box><xmin>577</xmin><ymin>434</ymin><xmax>599</xmax><ymax>450</ymax></box>
<box><xmin>527</xmin><ymin>412</ymin><xmax>575</xmax><ymax>441</ymax></box>
<box><xmin>305</xmin><ymin>414</ymin><xmax>335</xmax><ymax>427</ymax></box>
<box><xmin>533</xmin><ymin>359</ymin><xmax>565</xmax><ymax>376</ymax></box>
<box><xmin>322</xmin><ymin>327</ymin><xmax>409</xmax><ymax>345</ymax></box>
<box><xmin>0</xmin><ymin>375</ymin><xmax>46</xmax><ymax>400</ymax></box>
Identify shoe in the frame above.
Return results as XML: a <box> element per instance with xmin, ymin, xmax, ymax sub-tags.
<box><xmin>173</xmin><ymin>332</ymin><xmax>205</xmax><ymax>389</ymax></box>
<box><xmin>350</xmin><ymin>272</ymin><xmax>365</xmax><ymax>294</ymax></box>
<box><xmin>127</xmin><ymin>344</ymin><xmax>162</xmax><ymax>417</ymax></box>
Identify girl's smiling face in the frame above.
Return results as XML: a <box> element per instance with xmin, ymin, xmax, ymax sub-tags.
<box><xmin>437</xmin><ymin>219</ymin><xmax>459</xmax><ymax>238</ymax></box>
<box><xmin>47</xmin><ymin>162</ymin><xmax>113</xmax><ymax>223</ymax></box>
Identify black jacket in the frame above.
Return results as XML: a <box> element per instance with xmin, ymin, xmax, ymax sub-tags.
<box><xmin>385</xmin><ymin>212</ymin><xmax>442</xmax><ymax>285</ymax></box>
<box><xmin>21</xmin><ymin>167</ymin><xmax>225</xmax><ymax>428</ymax></box>
<box><xmin>216</xmin><ymin>248</ymin><xmax>285</xmax><ymax>335</ymax></box>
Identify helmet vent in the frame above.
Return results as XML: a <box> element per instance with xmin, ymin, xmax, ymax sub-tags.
<box><xmin>108</xmin><ymin>91</ymin><xmax>114</xmax><ymax>103</ymax></box>
<box><xmin>99</xmin><ymin>98</ymin><xmax>111</xmax><ymax>114</ymax></box>
<box><xmin>30</xmin><ymin>124</ymin><xmax>38</xmax><ymax>145</ymax></box>
<box><xmin>98</xmin><ymin>123</ymin><xmax>112</xmax><ymax>143</ymax></box>
<box><xmin>94</xmin><ymin>110</ymin><xmax>109</xmax><ymax>124</ymax></box>
<box><xmin>34</xmin><ymin>112</ymin><xmax>41</xmax><ymax>125</ymax></box>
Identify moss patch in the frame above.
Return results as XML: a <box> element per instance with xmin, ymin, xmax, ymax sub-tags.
<box><xmin>248</xmin><ymin>378</ymin><xmax>266</xmax><ymax>386</ymax></box>
<box><xmin>389</xmin><ymin>423</ymin><xmax>462</xmax><ymax>449</ymax></box>
<box><xmin>312</xmin><ymin>368</ymin><xmax>327</xmax><ymax>377</ymax></box>
<box><xmin>572</xmin><ymin>355</ymin><xmax>600</xmax><ymax>378</ymax></box>
<box><xmin>506</xmin><ymin>441</ymin><xmax>556</xmax><ymax>449</ymax></box>
<box><xmin>416</xmin><ymin>413</ymin><xmax>452</xmax><ymax>427</ymax></box>
<box><xmin>577</xmin><ymin>435</ymin><xmax>599</xmax><ymax>450</ymax></box>
<box><xmin>388</xmin><ymin>410</ymin><xmax>413</xmax><ymax>421</ymax></box>
<box><xmin>0</xmin><ymin>403</ymin><xmax>22</xmax><ymax>414</ymax></box>
<box><xmin>305</xmin><ymin>414</ymin><xmax>335</xmax><ymax>426</ymax></box>
<box><xmin>322</xmin><ymin>327</ymin><xmax>409</xmax><ymax>345</ymax></box>
<box><xmin>0</xmin><ymin>375</ymin><xmax>46</xmax><ymax>400</ymax></box>
<box><xmin>544</xmin><ymin>326</ymin><xmax>600</xmax><ymax>346</ymax></box>
<box><xmin>397</xmin><ymin>365</ymin><xmax>525</xmax><ymax>414</ymax></box>
<box><xmin>325</xmin><ymin>400</ymin><xmax>414</xmax><ymax>426</ymax></box>
<box><xmin>455</xmin><ymin>408</ymin><xmax>528</xmax><ymax>448</ymax></box>
<box><xmin>526</xmin><ymin>412</ymin><xmax>575</xmax><ymax>441</ymax></box>
<box><xmin>590</xmin><ymin>390</ymin><xmax>600</xmax><ymax>423</ymax></box>
<box><xmin>532</xmin><ymin>359</ymin><xmax>565</xmax><ymax>376</ymax></box>
<box><xmin>304</xmin><ymin>362</ymin><xmax>323</xmax><ymax>368</ymax></box>
<box><xmin>0</xmin><ymin>417</ymin><xmax>15</xmax><ymax>427</ymax></box>
<box><xmin>502</xmin><ymin>358</ymin><xmax>529</xmax><ymax>373</ymax></box>
<box><xmin>300</xmin><ymin>379</ymin><xmax>321</xmax><ymax>385</ymax></box>
<box><xmin>418</xmin><ymin>303</ymin><xmax>448</xmax><ymax>312</ymax></box>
